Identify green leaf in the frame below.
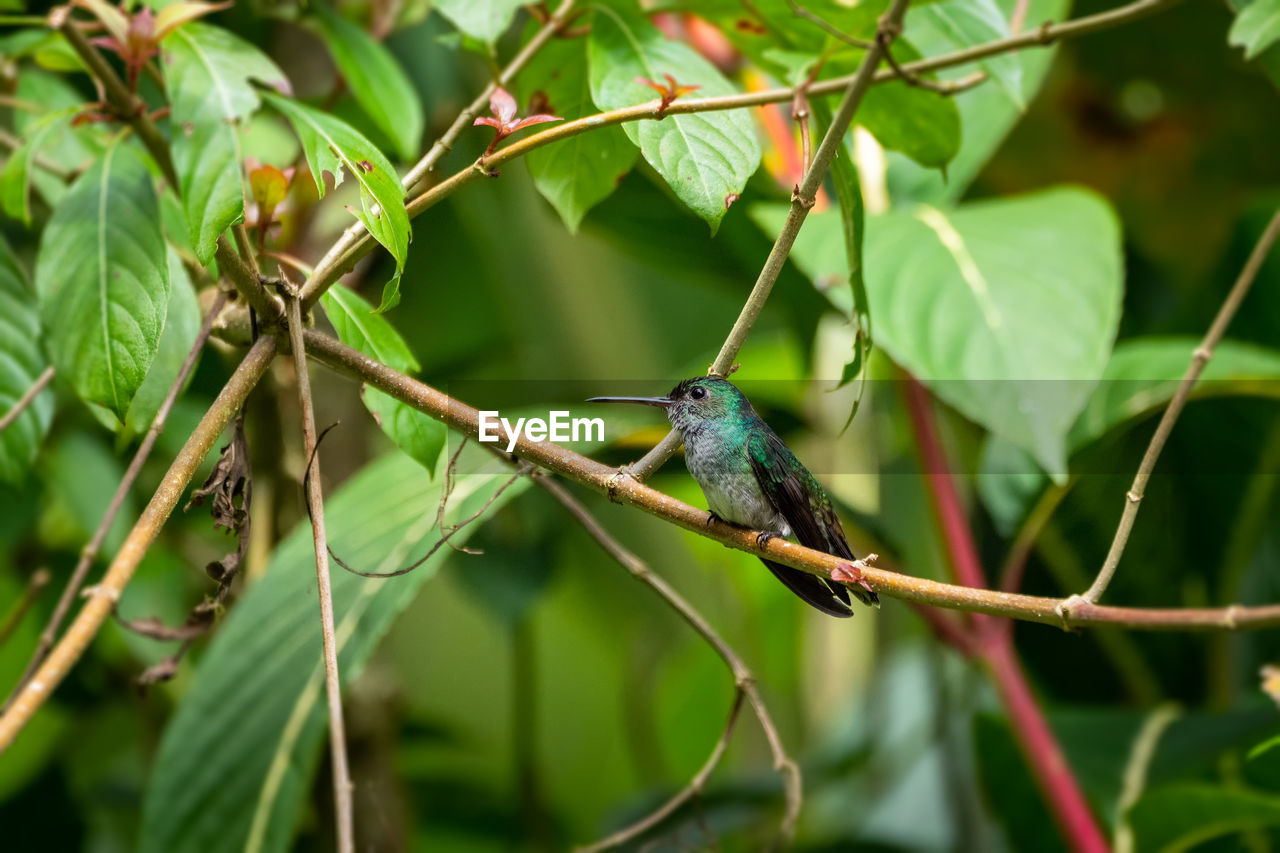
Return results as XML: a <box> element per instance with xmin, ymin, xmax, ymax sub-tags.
<box><xmin>310</xmin><ymin>2</ymin><xmax>424</xmax><ymax>161</ymax></box>
<box><xmin>520</xmin><ymin>31</ymin><xmax>638</xmax><ymax>232</ymax></box>
<box><xmin>433</xmin><ymin>0</ymin><xmax>523</xmax><ymax>42</ymax></box>
<box><xmin>265</xmin><ymin>92</ymin><xmax>410</xmax><ymax>273</ymax></box>
<box><xmin>35</xmin><ymin>142</ymin><xmax>170</xmax><ymax>420</ymax></box>
<box><xmin>587</xmin><ymin>4</ymin><xmax>761</xmax><ymax>231</ymax></box>
<box><xmin>0</xmin><ymin>109</ymin><xmax>73</xmax><ymax>226</ymax></box>
<box><xmin>0</xmin><ymin>233</ymin><xmax>53</xmax><ymax>484</ymax></box>
<box><xmin>754</xmin><ymin>187</ymin><xmax>1124</xmax><ymax>476</ymax></box>
<box><xmin>978</xmin><ymin>337</ymin><xmax>1280</xmax><ymax>530</ymax></box>
<box><xmin>121</xmin><ymin>250</ymin><xmax>201</xmax><ymax>442</ymax></box>
<box><xmin>1230</xmin><ymin>0</ymin><xmax>1280</xmax><ymax>59</ymax></box>
<box><xmin>908</xmin><ymin>0</ymin><xmax>1022</xmax><ymax>108</ymax></box>
<box><xmin>164</xmin><ymin>23</ymin><xmax>286</xmax><ymax>265</ymax></box>
<box><xmin>1127</xmin><ymin>785</ymin><xmax>1280</xmax><ymax>852</ymax></box>
<box><xmin>41</xmin><ymin>431</ymin><xmax>135</xmax><ymax>554</ymax></box>
<box><xmin>320</xmin><ymin>284</ymin><xmax>446</xmax><ymax>473</ymax></box>
<box><xmin>139</xmin><ymin>449</ymin><xmax>525</xmax><ymax>853</ymax></box>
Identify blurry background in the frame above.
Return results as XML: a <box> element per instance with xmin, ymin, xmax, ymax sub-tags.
<box><xmin>2</xmin><ymin>0</ymin><xmax>1280</xmax><ymax>850</ymax></box>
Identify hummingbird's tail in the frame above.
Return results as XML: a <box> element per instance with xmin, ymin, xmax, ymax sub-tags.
<box><xmin>760</xmin><ymin>559</ymin><xmax>858</xmax><ymax>618</ymax></box>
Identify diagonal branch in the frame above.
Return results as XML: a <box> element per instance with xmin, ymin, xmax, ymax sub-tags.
<box><xmin>0</xmin><ymin>366</ymin><xmax>55</xmax><ymax>435</ymax></box>
<box><xmin>1063</xmin><ymin>209</ymin><xmax>1280</xmax><ymax>609</ymax></box>
<box><xmin>538</xmin><ymin>477</ymin><xmax>800</xmax><ymax>848</ymax></box>
<box><xmin>284</xmin><ymin>287</ymin><xmax>355</xmax><ymax>853</ymax></box>
<box><xmin>4</xmin><ymin>292</ymin><xmax>229</xmax><ymax>707</ymax></box>
<box><xmin>303</xmin><ymin>330</ymin><xmax>1280</xmax><ymax>632</ymax></box>
<box><xmin>0</xmin><ymin>335</ymin><xmax>278</xmax><ymax>750</ymax></box>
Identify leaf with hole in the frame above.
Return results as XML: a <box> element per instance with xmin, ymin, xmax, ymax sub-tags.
<box><xmin>35</xmin><ymin>141</ymin><xmax>170</xmax><ymax>420</ymax></box>
<box><xmin>265</xmin><ymin>93</ymin><xmax>410</xmax><ymax>274</ymax></box>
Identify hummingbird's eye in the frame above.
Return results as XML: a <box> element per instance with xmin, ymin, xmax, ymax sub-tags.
<box><xmin>690</xmin><ymin>386</ymin><xmax>706</xmax><ymax>400</ymax></box>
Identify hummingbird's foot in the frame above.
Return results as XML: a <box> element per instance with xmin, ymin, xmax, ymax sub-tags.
<box><xmin>705</xmin><ymin>511</ymin><xmax>725</xmax><ymax>528</ymax></box>
<box><xmin>755</xmin><ymin>530</ymin><xmax>778</xmax><ymax>548</ymax></box>
<box><xmin>831</xmin><ymin>561</ymin><xmax>877</xmax><ymax>597</ymax></box>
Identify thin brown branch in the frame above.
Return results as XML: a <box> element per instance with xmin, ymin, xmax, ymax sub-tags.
<box><xmin>0</xmin><ymin>127</ymin><xmax>74</xmax><ymax>181</ymax></box>
<box><xmin>788</xmin><ymin>0</ymin><xmax>875</xmax><ymax>48</ymax></box>
<box><xmin>303</xmin><ymin>330</ymin><xmax>1280</xmax><ymax>633</ymax></box>
<box><xmin>5</xmin><ymin>293</ymin><xmax>228</xmax><ymax>707</ymax></box>
<box><xmin>630</xmin><ymin>0</ymin><xmax>910</xmax><ymax>480</ymax></box>
<box><xmin>0</xmin><ymin>335</ymin><xmax>278</xmax><ymax>750</ymax></box>
<box><xmin>1065</xmin><ymin>208</ymin><xmax>1280</xmax><ymax>611</ymax></box>
<box><xmin>284</xmin><ymin>287</ymin><xmax>354</xmax><ymax>853</ymax></box>
<box><xmin>538</xmin><ymin>477</ymin><xmax>800</xmax><ymax>847</ymax></box>
<box><xmin>58</xmin><ymin>17</ymin><xmax>283</xmax><ymax>322</ymax></box>
<box><xmin>296</xmin><ymin>0</ymin><xmax>1174</xmax><ymax>315</ymax></box>
<box><xmin>0</xmin><ymin>570</ymin><xmax>51</xmax><ymax>648</ymax></box>
<box><xmin>0</xmin><ymin>366</ymin><xmax>55</xmax><ymax>434</ymax></box>
<box><xmin>297</xmin><ymin>0</ymin><xmax>579</xmax><ymax>307</ymax></box>
<box><xmin>578</xmin><ymin>690</ymin><xmax>746</xmax><ymax>853</ymax></box>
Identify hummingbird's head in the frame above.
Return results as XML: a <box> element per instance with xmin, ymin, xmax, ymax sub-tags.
<box><xmin>587</xmin><ymin>377</ymin><xmax>752</xmax><ymax>434</ymax></box>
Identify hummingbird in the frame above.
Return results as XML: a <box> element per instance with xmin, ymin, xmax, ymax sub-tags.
<box><xmin>589</xmin><ymin>377</ymin><xmax>878</xmax><ymax>618</ymax></box>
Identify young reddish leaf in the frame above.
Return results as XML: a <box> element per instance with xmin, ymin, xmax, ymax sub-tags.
<box><xmin>488</xmin><ymin>86</ymin><xmax>518</xmax><ymax>125</ymax></box>
<box><xmin>634</xmin><ymin>73</ymin><xmax>699</xmax><ymax>113</ymax></box>
<box><xmin>248</xmin><ymin>162</ymin><xmax>290</xmax><ymax>229</ymax></box>
<box><xmin>155</xmin><ymin>1</ymin><xmax>233</xmax><ymax>41</ymax></box>
<box><xmin>472</xmin><ymin>86</ymin><xmax>563</xmax><ymax>155</ymax></box>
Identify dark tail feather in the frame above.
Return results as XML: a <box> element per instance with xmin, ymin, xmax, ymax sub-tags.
<box><xmin>760</xmin><ymin>559</ymin><xmax>854</xmax><ymax>618</ymax></box>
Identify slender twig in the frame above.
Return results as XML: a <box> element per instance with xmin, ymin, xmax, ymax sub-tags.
<box><xmin>538</xmin><ymin>477</ymin><xmax>801</xmax><ymax>848</ymax></box>
<box><xmin>284</xmin><ymin>287</ymin><xmax>354</xmax><ymax>853</ymax></box>
<box><xmin>578</xmin><ymin>691</ymin><xmax>746</xmax><ymax>853</ymax></box>
<box><xmin>788</xmin><ymin>0</ymin><xmax>875</xmax><ymax>48</ymax></box>
<box><xmin>630</xmin><ymin>0</ymin><xmax>910</xmax><ymax>481</ymax></box>
<box><xmin>57</xmin><ymin>17</ymin><xmax>283</xmax><ymax>322</ymax></box>
<box><xmin>0</xmin><ymin>127</ymin><xmax>74</xmax><ymax>180</ymax></box>
<box><xmin>0</xmin><ymin>570</ymin><xmax>51</xmax><ymax>648</ymax></box>
<box><xmin>296</xmin><ymin>0</ymin><xmax>1176</xmax><ymax>314</ymax></box>
<box><xmin>304</xmin><ymin>329</ymin><xmax>1280</xmax><ymax>632</ymax></box>
<box><xmin>297</xmin><ymin>0</ymin><xmax>579</xmax><ymax>307</ymax></box>
<box><xmin>0</xmin><ymin>336</ymin><xmax>277</xmax><ymax>750</ymax></box>
<box><xmin>4</xmin><ymin>293</ymin><xmax>229</xmax><ymax>708</ymax></box>
<box><xmin>1064</xmin><ymin>208</ymin><xmax>1280</xmax><ymax>611</ymax></box>
<box><xmin>0</xmin><ymin>367</ymin><xmax>55</xmax><ymax>435</ymax></box>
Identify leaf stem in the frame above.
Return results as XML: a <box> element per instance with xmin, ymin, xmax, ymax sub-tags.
<box><xmin>284</xmin><ymin>288</ymin><xmax>355</xmax><ymax>853</ymax></box>
<box><xmin>1067</xmin><ymin>208</ymin><xmax>1280</xmax><ymax>609</ymax></box>
<box><xmin>0</xmin><ymin>366</ymin><xmax>55</xmax><ymax>435</ymax></box>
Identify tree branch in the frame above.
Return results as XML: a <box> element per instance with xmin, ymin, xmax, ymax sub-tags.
<box><xmin>302</xmin><ymin>330</ymin><xmax>1280</xmax><ymax>632</ymax></box>
<box><xmin>5</xmin><ymin>292</ymin><xmax>229</xmax><ymax>706</ymax></box>
<box><xmin>1065</xmin><ymin>208</ymin><xmax>1280</xmax><ymax>609</ymax></box>
<box><xmin>0</xmin><ymin>366</ymin><xmax>55</xmax><ymax>435</ymax></box>
<box><xmin>284</xmin><ymin>288</ymin><xmax>354</xmax><ymax>853</ymax></box>
<box><xmin>0</xmin><ymin>335</ymin><xmax>277</xmax><ymax>750</ymax></box>
<box><xmin>538</xmin><ymin>478</ymin><xmax>800</xmax><ymax>848</ymax></box>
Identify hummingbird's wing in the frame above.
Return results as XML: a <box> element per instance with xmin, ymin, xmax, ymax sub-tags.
<box><xmin>747</xmin><ymin>429</ymin><xmax>878</xmax><ymax>609</ymax></box>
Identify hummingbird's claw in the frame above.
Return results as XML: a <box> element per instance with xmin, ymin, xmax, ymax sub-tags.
<box><xmin>755</xmin><ymin>530</ymin><xmax>778</xmax><ymax>548</ymax></box>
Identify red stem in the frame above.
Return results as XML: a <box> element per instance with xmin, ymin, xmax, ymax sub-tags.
<box><xmin>902</xmin><ymin>376</ymin><xmax>1110</xmax><ymax>852</ymax></box>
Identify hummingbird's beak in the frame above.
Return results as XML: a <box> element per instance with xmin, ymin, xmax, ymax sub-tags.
<box><xmin>586</xmin><ymin>395</ymin><xmax>673</xmax><ymax>408</ymax></box>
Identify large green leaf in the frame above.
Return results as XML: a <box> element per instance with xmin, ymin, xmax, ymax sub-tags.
<box><xmin>35</xmin><ymin>142</ymin><xmax>170</xmax><ymax>420</ymax></box>
<box><xmin>754</xmin><ymin>187</ymin><xmax>1124</xmax><ymax>476</ymax></box>
<box><xmin>265</xmin><ymin>93</ymin><xmax>410</xmax><ymax>273</ymax></box>
<box><xmin>978</xmin><ymin>337</ymin><xmax>1280</xmax><ymax>531</ymax></box>
<box><xmin>164</xmin><ymin>23</ymin><xmax>286</xmax><ymax>265</ymax></box>
<box><xmin>310</xmin><ymin>2</ymin><xmax>424</xmax><ymax>161</ymax></box>
<box><xmin>588</xmin><ymin>4</ymin><xmax>761</xmax><ymax>231</ymax></box>
<box><xmin>121</xmin><ymin>250</ymin><xmax>201</xmax><ymax>442</ymax></box>
<box><xmin>1230</xmin><ymin>0</ymin><xmax>1280</xmax><ymax>59</ymax></box>
<box><xmin>434</xmin><ymin>0</ymin><xmax>523</xmax><ymax>42</ymax></box>
<box><xmin>520</xmin><ymin>32</ymin><xmax>638</xmax><ymax>232</ymax></box>
<box><xmin>1127</xmin><ymin>785</ymin><xmax>1280</xmax><ymax>852</ymax></box>
<box><xmin>320</xmin><ymin>284</ymin><xmax>446</xmax><ymax>473</ymax></box>
<box><xmin>138</xmin><ymin>449</ymin><xmax>526</xmax><ymax>853</ymax></box>
<box><xmin>0</xmin><ymin>234</ymin><xmax>53</xmax><ymax>484</ymax></box>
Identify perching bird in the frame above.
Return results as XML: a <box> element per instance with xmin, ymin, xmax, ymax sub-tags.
<box><xmin>589</xmin><ymin>377</ymin><xmax>878</xmax><ymax>617</ymax></box>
